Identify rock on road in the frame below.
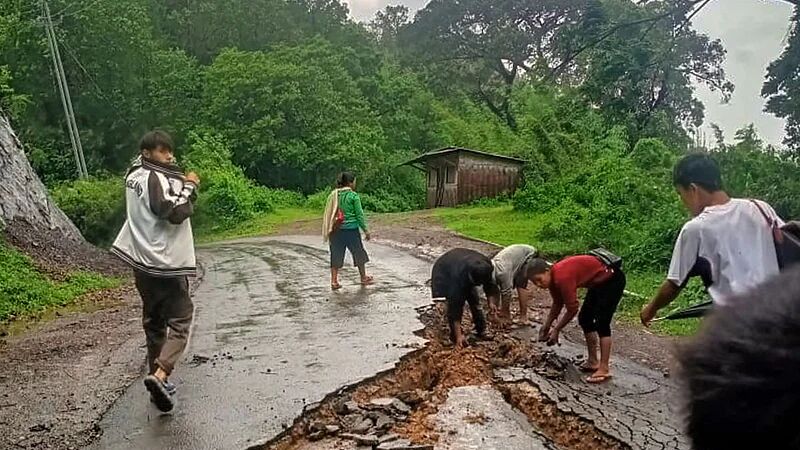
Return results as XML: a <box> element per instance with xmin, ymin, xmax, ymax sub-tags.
<box><xmin>91</xmin><ymin>236</ymin><xmax>430</xmax><ymax>450</ymax></box>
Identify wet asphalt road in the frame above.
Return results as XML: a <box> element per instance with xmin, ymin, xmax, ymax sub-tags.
<box><xmin>91</xmin><ymin>236</ymin><xmax>429</xmax><ymax>450</ymax></box>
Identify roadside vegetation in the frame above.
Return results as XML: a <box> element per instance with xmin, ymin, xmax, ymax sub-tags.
<box><xmin>0</xmin><ymin>242</ymin><xmax>120</xmax><ymax>323</ymax></box>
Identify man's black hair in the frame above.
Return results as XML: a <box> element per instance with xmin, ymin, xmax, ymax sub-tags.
<box><xmin>140</xmin><ymin>130</ymin><xmax>174</xmax><ymax>152</ymax></box>
<box><xmin>672</xmin><ymin>153</ymin><xmax>723</xmax><ymax>192</ymax></box>
<box><xmin>526</xmin><ymin>258</ymin><xmax>550</xmax><ymax>277</ymax></box>
<box><xmin>678</xmin><ymin>266</ymin><xmax>800</xmax><ymax>450</ymax></box>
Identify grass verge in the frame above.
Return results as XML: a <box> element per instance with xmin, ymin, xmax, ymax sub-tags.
<box><xmin>0</xmin><ymin>243</ymin><xmax>121</xmax><ymax>323</ymax></box>
<box><xmin>196</xmin><ymin>207</ymin><xmax>318</xmax><ymax>244</ymax></box>
<box><xmin>433</xmin><ymin>204</ymin><xmax>701</xmax><ymax>336</ymax></box>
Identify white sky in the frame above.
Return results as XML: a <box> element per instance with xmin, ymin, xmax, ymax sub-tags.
<box><xmin>344</xmin><ymin>0</ymin><xmax>795</xmax><ymax>147</ymax></box>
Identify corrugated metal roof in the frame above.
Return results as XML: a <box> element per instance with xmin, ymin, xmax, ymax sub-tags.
<box><xmin>399</xmin><ymin>147</ymin><xmax>527</xmax><ymax>167</ymax></box>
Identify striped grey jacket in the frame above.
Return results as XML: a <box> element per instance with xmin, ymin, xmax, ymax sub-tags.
<box><xmin>111</xmin><ymin>156</ymin><xmax>198</xmax><ymax>277</ymax></box>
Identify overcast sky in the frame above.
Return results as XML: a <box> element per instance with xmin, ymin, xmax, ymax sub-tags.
<box><xmin>343</xmin><ymin>0</ymin><xmax>795</xmax><ymax>147</ymax></box>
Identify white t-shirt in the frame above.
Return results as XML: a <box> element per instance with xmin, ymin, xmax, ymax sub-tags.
<box><xmin>668</xmin><ymin>198</ymin><xmax>784</xmax><ymax>305</ymax></box>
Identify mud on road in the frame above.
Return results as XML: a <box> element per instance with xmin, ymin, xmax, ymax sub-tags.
<box><xmin>265</xmin><ymin>305</ymin><xmax>628</xmax><ymax>450</ymax></box>
<box><xmin>263</xmin><ymin>296</ymin><xmax>688</xmax><ymax>450</ymax></box>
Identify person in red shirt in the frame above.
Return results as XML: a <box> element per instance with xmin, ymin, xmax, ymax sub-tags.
<box><xmin>528</xmin><ymin>255</ymin><xmax>626</xmax><ymax>383</ymax></box>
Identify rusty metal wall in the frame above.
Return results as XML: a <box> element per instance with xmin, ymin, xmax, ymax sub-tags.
<box><xmin>456</xmin><ymin>154</ymin><xmax>521</xmax><ymax>205</ymax></box>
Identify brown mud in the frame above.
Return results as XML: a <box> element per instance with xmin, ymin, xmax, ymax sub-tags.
<box><xmin>262</xmin><ymin>303</ymin><xmax>626</xmax><ymax>450</ymax></box>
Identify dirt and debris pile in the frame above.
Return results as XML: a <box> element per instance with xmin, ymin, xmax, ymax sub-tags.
<box><xmin>264</xmin><ymin>305</ymin><xmax>625</xmax><ymax>450</ymax></box>
<box><xmin>304</xmin><ymin>396</ymin><xmax>433</xmax><ymax>449</ymax></box>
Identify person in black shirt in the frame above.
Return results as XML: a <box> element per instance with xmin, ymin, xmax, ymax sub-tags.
<box><xmin>431</xmin><ymin>248</ymin><xmax>500</xmax><ymax>348</ymax></box>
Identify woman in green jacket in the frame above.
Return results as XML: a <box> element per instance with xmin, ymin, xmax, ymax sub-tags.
<box><xmin>326</xmin><ymin>172</ymin><xmax>373</xmax><ymax>290</ymax></box>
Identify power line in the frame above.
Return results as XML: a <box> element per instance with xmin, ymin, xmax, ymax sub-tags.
<box><xmin>41</xmin><ymin>0</ymin><xmax>87</xmax><ymax>178</ymax></box>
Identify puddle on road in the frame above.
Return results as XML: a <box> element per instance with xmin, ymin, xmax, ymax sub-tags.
<box><xmin>260</xmin><ymin>305</ymin><xmax>626</xmax><ymax>450</ymax></box>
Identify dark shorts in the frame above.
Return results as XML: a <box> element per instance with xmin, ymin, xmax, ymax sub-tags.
<box><xmin>329</xmin><ymin>228</ymin><xmax>369</xmax><ymax>269</ymax></box>
<box><xmin>578</xmin><ymin>269</ymin><xmax>626</xmax><ymax>338</ymax></box>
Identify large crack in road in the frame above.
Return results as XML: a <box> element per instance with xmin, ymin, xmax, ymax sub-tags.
<box><xmin>89</xmin><ymin>236</ymin><xmax>688</xmax><ymax>450</ymax></box>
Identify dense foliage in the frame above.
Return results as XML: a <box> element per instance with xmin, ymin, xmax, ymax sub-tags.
<box><xmin>0</xmin><ymin>0</ymin><xmax>798</xmax><ymax>267</ymax></box>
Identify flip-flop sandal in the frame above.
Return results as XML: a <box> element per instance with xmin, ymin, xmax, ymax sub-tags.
<box><xmin>144</xmin><ymin>375</ymin><xmax>175</xmax><ymax>412</ymax></box>
<box><xmin>331</xmin><ymin>283</ymin><xmax>342</xmax><ymax>290</ymax></box>
<box><xmin>586</xmin><ymin>373</ymin><xmax>612</xmax><ymax>384</ymax></box>
<box><xmin>579</xmin><ymin>364</ymin><xmax>600</xmax><ymax>373</ymax></box>
<box><xmin>360</xmin><ymin>277</ymin><xmax>374</xmax><ymax>285</ymax></box>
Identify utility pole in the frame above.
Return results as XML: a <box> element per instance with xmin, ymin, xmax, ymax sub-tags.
<box><xmin>42</xmin><ymin>0</ymin><xmax>88</xmax><ymax>179</ymax></box>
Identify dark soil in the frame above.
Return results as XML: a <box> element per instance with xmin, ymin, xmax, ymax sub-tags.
<box><xmin>3</xmin><ymin>218</ymin><xmax>127</xmax><ymax>278</ymax></box>
<box><xmin>0</xmin><ymin>285</ymin><xmax>143</xmax><ymax>450</ymax></box>
<box><xmin>264</xmin><ymin>305</ymin><xmax>626</xmax><ymax>450</ymax></box>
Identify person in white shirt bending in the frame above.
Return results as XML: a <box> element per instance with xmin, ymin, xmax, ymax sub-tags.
<box><xmin>640</xmin><ymin>153</ymin><xmax>784</xmax><ymax>326</ymax></box>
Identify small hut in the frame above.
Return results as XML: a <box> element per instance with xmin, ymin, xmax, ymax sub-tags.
<box><xmin>401</xmin><ymin>147</ymin><xmax>526</xmax><ymax>208</ymax></box>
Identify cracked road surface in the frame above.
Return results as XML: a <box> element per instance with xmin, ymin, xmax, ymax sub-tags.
<box><xmin>497</xmin><ymin>327</ymin><xmax>689</xmax><ymax>450</ymax></box>
<box><xmin>91</xmin><ymin>236</ymin><xmax>430</xmax><ymax>450</ymax></box>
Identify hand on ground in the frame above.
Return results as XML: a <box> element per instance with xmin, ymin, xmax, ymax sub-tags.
<box><xmin>546</xmin><ymin>329</ymin><xmax>559</xmax><ymax>346</ymax></box>
<box><xmin>537</xmin><ymin>327</ymin><xmax>549</xmax><ymax>342</ymax></box>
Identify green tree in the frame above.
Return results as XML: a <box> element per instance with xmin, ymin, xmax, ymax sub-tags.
<box><xmin>573</xmin><ymin>0</ymin><xmax>732</xmax><ymax>144</ymax></box>
<box><xmin>201</xmin><ymin>45</ymin><xmax>385</xmax><ymax>193</ymax></box>
<box><xmin>762</xmin><ymin>7</ymin><xmax>800</xmax><ymax>155</ymax></box>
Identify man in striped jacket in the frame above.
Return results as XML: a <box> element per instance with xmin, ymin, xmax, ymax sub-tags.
<box><xmin>112</xmin><ymin>130</ymin><xmax>200</xmax><ymax>413</ymax></box>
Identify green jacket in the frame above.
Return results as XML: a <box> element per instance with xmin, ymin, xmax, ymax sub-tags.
<box><xmin>338</xmin><ymin>190</ymin><xmax>368</xmax><ymax>232</ymax></box>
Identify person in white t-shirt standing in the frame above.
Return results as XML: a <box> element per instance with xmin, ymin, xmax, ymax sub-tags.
<box><xmin>640</xmin><ymin>153</ymin><xmax>784</xmax><ymax>326</ymax></box>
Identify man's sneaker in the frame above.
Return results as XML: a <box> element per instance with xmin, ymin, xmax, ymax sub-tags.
<box><xmin>164</xmin><ymin>381</ymin><xmax>177</xmax><ymax>396</ymax></box>
<box><xmin>144</xmin><ymin>375</ymin><xmax>174</xmax><ymax>412</ymax></box>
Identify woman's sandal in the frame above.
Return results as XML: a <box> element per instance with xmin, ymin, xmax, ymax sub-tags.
<box><xmin>360</xmin><ymin>276</ymin><xmax>374</xmax><ymax>285</ymax></box>
<box><xmin>586</xmin><ymin>373</ymin><xmax>612</xmax><ymax>384</ymax></box>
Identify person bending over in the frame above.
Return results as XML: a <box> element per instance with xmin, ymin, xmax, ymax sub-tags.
<box><xmin>528</xmin><ymin>254</ymin><xmax>626</xmax><ymax>383</ymax></box>
<box><xmin>431</xmin><ymin>248</ymin><xmax>500</xmax><ymax>348</ymax></box>
<box><xmin>491</xmin><ymin>244</ymin><xmax>539</xmax><ymax>323</ymax></box>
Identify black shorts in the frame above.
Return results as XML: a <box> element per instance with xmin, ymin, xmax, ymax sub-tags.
<box><xmin>578</xmin><ymin>269</ymin><xmax>626</xmax><ymax>338</ymax></box>
<box><xmin>329</xmin><ymin>228</ymin><xmax>369</xmax><ymax>269</ymax></box>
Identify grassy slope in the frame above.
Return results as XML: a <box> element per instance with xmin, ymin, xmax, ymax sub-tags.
<box><xmin>196</xmin><ymin>207</ymin><xmax>318</xmax><ymax>244</ymax></box>
<box><xmin>433</xmin><ymin>204</ymin><xmax>701</xmax><ymax>336</ymax></box>
<box><xmin>0</xmin><ymin>243</ymin><xmax>120</xmax><ymax>322</ymax></box>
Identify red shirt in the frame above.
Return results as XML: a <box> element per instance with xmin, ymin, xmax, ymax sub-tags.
<box><xmin>549</xmin><ymin>255</ymin><xmax>613</xmax><ymax>314</ymax></box>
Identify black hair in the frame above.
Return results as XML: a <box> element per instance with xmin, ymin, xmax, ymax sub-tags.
<box><xmin>526</xmin><ymin>258</ymin><xmax>550</xmax><ymax>277</ymax></box>
<box><xmin>336</xmin><ymin>171</ymin><xmax>355</xmax><ymax>188</ymax></box>
<box><xmin>140</xmin><ymin>130</ymin><xmax>174</xmax><ymax>153</ymax></box>
<box><xmin>672</xmin><ymin>153</ymin><xmax>722</xmax><ymax>192</ymax></box>
<box><xmin>678</xmin><ymin>266</ymin><xmax>800</xmax><ymax>450</ymax></box>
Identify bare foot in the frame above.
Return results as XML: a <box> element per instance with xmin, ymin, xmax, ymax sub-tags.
<box><xmin>331</xmin><ymin>282</ymin><xmax>342</xmax><ymax>290</ymax></box>
<box><xmin>360</xmin><ymin>276</ymin><xmax>374</xmax><ymax>285</ymax></box>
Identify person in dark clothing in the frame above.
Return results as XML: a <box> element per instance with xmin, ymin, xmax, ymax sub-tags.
<box><xmin>431</xmin><ymin>248</ymin><xmax>500</xmax><ymax>348</ymax></box>
<box><xmin>528</xmin><ymin>255</ymin><xmax>626</xmax><ymax>383</ymax></box>
<box><xmin>678</xmin><ymin>266</ymin><xmax>800</xmax><ymax>450</ymax></box>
